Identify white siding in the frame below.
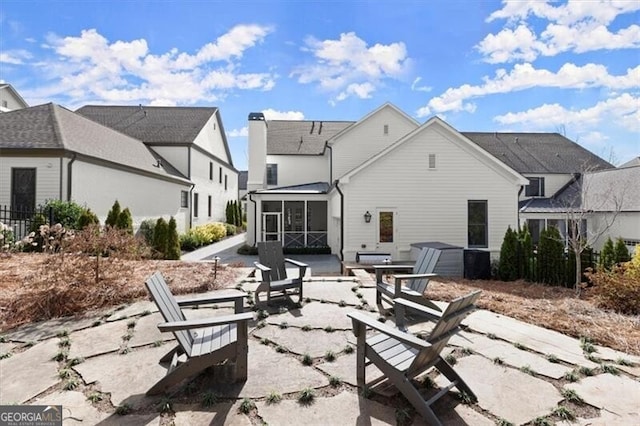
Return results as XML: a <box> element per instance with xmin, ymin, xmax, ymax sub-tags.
<box><xmin>520</xmin><ymin>173</ymin><xmax>572</xmax><ymax>200</ymax></box>
<box><xmin>0</xmin><ymin>156</ymin><xmax>63</xmax><ymax>206</ymax></box>
<box><xmin>192</xmin><ymin>114</ymin><xmax>230</xmax><ymax>163</ymax></box>
<box><xmin>0</xmin><ymin>87</ymin><xmax>27</xmax><ymax>112</ymax></box>
<box><xmin>589</xmin><ymin>212</ymin><xmax>640</xmax><ymax>252</ymax></box>
<box><xmin>266</xmin><ymin>155</ymin><xmax>329</xmax><ymax>188</ymax></box>
<box><xmin>72</xmin><ymin>160</ymin><xmax>190</xmax><ymax>233</ymax></box>
<box><xmin>189</xmin><ymin>149</ymin><xmax>238</xmax><ymax>226</ymax></box>
<box><xmin>341</xmin><ymin>125</ymin><xmax>520</xmax><ymax>261</ymax></box>
<box><xmin>151</xmin><ymin>146</ymin><xmax>190</xmax><ymax>177</ymax></box>
<box><xmin>331</xmin><ymin>106</ymin><xmax>418</xmax><ymax>179</ymax></box>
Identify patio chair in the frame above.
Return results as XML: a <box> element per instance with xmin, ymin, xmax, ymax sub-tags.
<box><xmin>144</xmin><ymin>271</ymin><xmax>253</xmax><ymax>395</ymax></box>
<box><xmin>254</xmin><ymin>241</ymin><xmax>307</xmax><ymax>304</ymax></box>
<box><xmin>348</xmin><ymin>290</ymin><xmax>481</xmax><ymax>425</ymax></box>
<box><xmin>375</xmin><ymin>247</ymin><xmax>442</xmax><ymax>313</ymax></box>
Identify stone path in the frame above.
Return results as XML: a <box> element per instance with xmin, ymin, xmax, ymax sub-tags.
<box><xmin>1</xmin><ymin>274</ymin><xmax>639</xmax><ymax>425</ymax></box>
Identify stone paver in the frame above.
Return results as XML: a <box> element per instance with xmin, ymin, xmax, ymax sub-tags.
<box><xmin>412</xmin><ymin>403</ymin><xmax>495</xmax><ymax>426</ymax></box>
<box><xmin>266</xmin><ymin>301</ymin><xmax>376</xmax><ymax>330</ymax></box>
<box><xmin>68</xmin><ymin>320</ymin><xmax>127</xmax><ymax>359</ymax></box>
<box><xmin>256</xmin><ymin>390</ymin><xmax>397</xmax><ymax>425</ymax></box>
<box><xmin>315</xmin><ymin>352</ymin><xmax>383</xmax><ymax>387</ymax></box>
<box><xmin>106</xmin><ymin>300</ymin><xmax>158</xmax><ymax>321</ymax></box>
<box><xmin>558</xmin><ymin>410</ymin><xmax>640</xmax><ymax>426</ymax></box>
<box><xmin>593</xmin><ymin>344</ymin><xmax>640</xmax><ymax>365</ymax></box>
<box><xmin>304</xmin><ymin>281</ymin><xmax>374</xmax><ymax>306</ymax></box>
<box><xmin>99</xmin><ymin>413</ymin><xmax>160</xmax><ymax>426</ymax></box>
<box><xmin>33</xmin><ymin>391</ymin><xmax>110</xmax><ymax>425</ymax></box>
<box><xmin>253</xmin><ymin>325</ymin><xmax>351</xmax><ymax>357</ymax></box>
<box><xmin>0</xmin><ymin>341</ymin><xmax>16</xmax><ymax>354</ymax></box>
<box><xmin>73</xmin><ymin>345</ymin><xmax>169</xmax><ymax>407</ymax></box>
<box><xmin>173</xmin><ymin>402</ymin><xmax>251</xmax><ymax>426</ymax></box>
<box><xmin>565</xmin><ymin>373</ymin><xmax>640</xmax><ymax>417</ymax></box>
<box><xmin>0</xmin><ymin>338</ymin><xmax>59</xmax><ymax>403</ymax></box>
<box><xmin>442</xmin><ymin>355</ymin><xmax>562</xmax><ymax>425</ymax></box>
<box><xmin>128</xmin><ymin>312</ymin><xmax>176</xmax><ymax>348</ymax></box>
<box><xmin>463</xmin><ymin>310</ymin><xmax>598</xmax><ymax>368</ymax></box>
<box><xmin>207</xmin><ymin>340</ymin><xmax>327</xmax><ymax>398</ymax></box>
<box><xmin>449</xmin><ymin>332</ymin><xmax>571</xmax><ymax>379</ymax></box>
<box><xmin>4</xmin><ymin>316</ymin><xmax>97</xmax><ymax>342</ymax></box>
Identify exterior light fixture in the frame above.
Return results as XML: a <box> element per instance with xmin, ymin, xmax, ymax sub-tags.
<box><xmin>364</xmin><ymin>211</ymin><xmax>372</xmax><ymax>223</ymax></box>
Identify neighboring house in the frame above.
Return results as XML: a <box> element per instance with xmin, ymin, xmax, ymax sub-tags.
<box><xmin>0</xmin><ymin>83</ymin><xmax>29</xmax><ymax>113</ymax></box>
<box><xmin>620</xmin><ymin>157</ymin><xmax>640</xmax><ymax>168</ymax></box>
<box><xmin>77</xmin><ymin>105</ymin><xmax>238</xmax><ymax>228</ymax></box>
<box><xmin>247</xmin><ymin>103</ymin><xmax>529</xmax><ymax>262</ymax></box>
<box><xmin>246</xmin><ymin>102</ymin><xmax>630</xmax><ymax>261</ymax></box>
<box><xmin>0</xmin><ymin>103</ymin><xmax>192</xmax><ymax>235</ymax></box>
<box><xmin>238</xmin><ymin>170</ymin><xmax>248</xmax><ymax>214</ymax></box>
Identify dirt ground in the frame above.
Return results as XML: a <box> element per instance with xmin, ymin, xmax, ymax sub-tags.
<box><xmin>1</xmin><ymin>252</ymin><xmax>638</xmax><ymax>356</ymax></box>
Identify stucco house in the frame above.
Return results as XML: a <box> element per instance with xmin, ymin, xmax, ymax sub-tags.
<box><xmin>246</xmin><ymin>102</ymin><xmax>630</xmax><ymax>261</ymax></box>
<box><xmin>76</xmin><ymin>105</ymin><xmax>238</xmax><ymax>229</ymax></box>
<box><xmin>0</xmin><ymin>103</ymin><xmax>192</xmax><ymax>235</ymax></box>
<box><xmin>0</xmin><ymin>83</ymin><xmax>29</xmax><ymax>113</ymax></box>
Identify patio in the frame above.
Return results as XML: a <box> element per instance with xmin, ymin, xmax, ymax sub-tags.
<box><xmin>1</xmin><ymin>272</ymin><xmax>639</xmax><ymax>425</ymax></box>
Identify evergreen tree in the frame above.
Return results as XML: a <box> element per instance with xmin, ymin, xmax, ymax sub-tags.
<box><xmin>235</xmin><ymin>200</ymin><xmax>242</xmax><ymax>227</ymax></box>
<box><xmin>600</xmin><ymin>237</ymin><xmax>616</xmax><ymax>271</ymax></box>
<box><xmin>166</xmin><ymin>217</ymin><xmax>181</xmax><ymax>260</ymax></box>
<box><xmin>498</xmin><ymin>226</ymin><xmax>518</xmax><ymax>281</ymax></box>
<box><xmin>614</xmin><ymin>238</ymin><xmax>630</xmax><ymax>264</ymax></box>
<box><xmin>77</xmin><ymin>209</ymin><xmax>99</xmax><ymax>229</ymax></box>
<box><xmin>153</xmin><ymin>218</ymin><xmax>169</xmax><ymax>258</ymax></box>
<box><xmin>519</xmin><ymin>225</ymin><xmax>534</xmax><ymax>281</ymax></box>
<box><xmin>116</xmin><ymin>208</ymin><xmax>133</xmax><ymax>234</ymax></box>
<box><xmin>105</xmin><ymin>200</ymin><xmax>121</xmax><ymax>228</ymax></box>
<box><xmin>538</xmin><ymin>226</ymin><xmax>565</xmax><ymax>285</ymax></box>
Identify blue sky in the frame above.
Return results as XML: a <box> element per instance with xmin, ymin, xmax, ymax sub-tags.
<box><xmin>1</xmin><ymin>0</ymin><xmax>638</xmax><ymax>170</ymax></box>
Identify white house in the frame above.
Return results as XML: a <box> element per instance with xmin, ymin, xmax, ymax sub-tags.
<box><xmin>77</xmin><ymin>105</ymin><xmax>239</xmax><ymax>228</ymax></box>
<box><xmin>0</xmin><ymin>83</ymin><xmax>29</xmax><ymax>113</ymax></box>
<box><xmin>246</xmin><ymin>102</ymin><xmax>629</xmax><ymax>261</ymax></box>
<box><xmin>0</xmin><ymin>103</ymin><xmax>192</xmax><ymax>234</ymax></box>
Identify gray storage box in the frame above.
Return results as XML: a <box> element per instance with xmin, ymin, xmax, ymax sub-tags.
<box><xmin>410</xmin><ymin>242</ymin><xmax>463</xmax><ymax>277</ymax></box>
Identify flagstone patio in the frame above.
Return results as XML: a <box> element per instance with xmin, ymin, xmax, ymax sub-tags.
<box><xmin>1</xmin><ymin>276</ymin><xmax>639</xmax><ymax>425</ymax></box>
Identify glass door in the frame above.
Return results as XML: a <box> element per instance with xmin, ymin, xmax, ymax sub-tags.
<box><xmin>262</xmin><ymin>212</ymin><xmax>282</xmax><ymax>242</ymax></box>
<box><xmin>376</xmin><ymin>209</ymin><xmax>397</xmax><ymax>260</ymax></box>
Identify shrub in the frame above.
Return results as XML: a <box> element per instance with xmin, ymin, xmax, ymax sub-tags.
<box><xmin>587</xmin><ymin>251</ymin><xmax>640</xmax><ymax>315</ymax></box>
<box><xmin>138</xmin><ymin>219</ymin><xmax>155</xmax><ymax>245</ymax></box>
<box><xmin>29</xmin><ymin>213</ymin><xmax>48</xmax><ymax>233</ymax></box>
<box><xmin>537</xmin><ymin>226</ymin><xmax>565</xmax><ymax>285</ymax></box>
<box><xmin>519</xmin><ymin>225</ymin><xmax>534</xmax><ymax>281</ymax></box>
<box><xmin>0</xmin><ymin>222</ymin><xmax>15</xmax><ymax>252</ymax></box>
<box><xmin>43</xmin><ymin>200</ymin><xmax>85</xmax><ymax>229</ymax></box>
<box><xmin>116</xmin><ymin>208</ymin><xmax>133</xmax><ymax>234</ymax></box>
<box><xmin>614</xmin><ymin>238</ymin><xmax>630</xmax><ymax>263</ymax></box>
<box><xmin>153</xmin><ymin>218</ymin><xmax>169</xmax><ymax>257</ymax></box>
<box><xmin>498</xmin><ymin>226</ymin><xmax>518</xmax><ymax>281</ymax></box>
<box><xmin>105</xmin><ymin>200</ymin><xmax>122</xmax><ymax>228</ymax></box>
<box><xmin>600</xmin><ymin>237</ymin><xmax>616</xmax><ymax>271</ymax></box>
<box><xmin>179</xmin><ymin>232</ymin><xmax>199</xmax><ymax>252</ymax></box>
<box><xmin>77</xmin><ymin>209</ymin><xmax>99</xmax><ymax>230</ymax></box>
<box><xmin>166</xmin><ymin>217</ymin><xmax>181</xmax><ymax>260</ymax></box>
<box><xmin>225</xmin><ymin>223</ymin><xmax>237</xmax><ymax>236</ymax></box>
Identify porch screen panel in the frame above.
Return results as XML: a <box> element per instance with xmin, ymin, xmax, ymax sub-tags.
<box><xmin>307</xmin><ymin>201</ymin><xmax>327</xmax><ymax>246</ymax></box>
<box><xmin>284</xmin><ymin>201</ymin><xmax>304</xmax><ymax>247</ymax></box>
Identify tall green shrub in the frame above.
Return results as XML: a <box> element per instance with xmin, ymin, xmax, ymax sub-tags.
<box><xmin>77</xmin><ymin>208</ymin><xmax>99</xmax><ymax>229</ymax></box>
<box><xmin>537</xmin><ymin>226</ymin><xmax>565</xmax><ymax>285</ymax></box>
<box><xmin>105</xmin><ymin>200</ymin><xmax>121</xmax><ymax>228</ymax></box>
<box><xmin>614</xmin><ymin>238</ymin><xmax>630</xmax><ymax>263</ymax></box>
<box><xmin>116</xmin><ymin>208</ymin><xmax>133</xmax><ymax>234</ymax></box>
<box><xmin>235</xmin><ymin>200</ymin><xmax>242</xmax><ymax>227</ymax></box>
<box><xmin>498</xmin><ymin>226</ymin><xmax>518</xmax><ymax>281</ymax></box>
<box><xmin>153</xmin><ymin>218</ymin><xmax>169</xmax><ymax>258</ymax></box>
<box><xmin>518</xmin><ymin>226</ymin><xmax>534</xmax><ymax>281</ymax></box>
<box><xmin>166</xmin><ymin>217</ymin><xmax>181</xmax><ymax>260</ymax></box>
<box><xmin>138</xmin><ymin>219</ymin><xmax>156</xmax><ymax>245</ymax></box>
<box><xmin>43</xmin><ymin>200</ymin><xmax>85</xmax><ymax>229</ymax></box>
<box><xmin>600</xmin><ymin>237</ymin><xmax>616</xmax><ymax>271</ymax></box>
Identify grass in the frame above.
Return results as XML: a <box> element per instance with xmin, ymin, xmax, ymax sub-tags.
<box><xmin>323</xmin><ymin>326</ymin><xmax>335</xmax><ymax>333</ymax></box>
<box><xmin>561</xmin><ymin>388</ymin><xmax>584</xmax><ymax>404</ymax></box>
<box><xmin>301</xmin><ymin>324</ymin><xmax>311</xmax><ymax>332</ymax></box>
<box><xmin>239</xmin><ymin>398</ymin><xmax>255</xmax><ymax>414</ymax></box>
<box><xmin>497</xmin><ymin>419</ymin><xmax>515</xmax><ymax>426</ymax></box>
<box><xmin>115</xmin><ymin>403</ymin><xmax>132</xmax><ymax>415</ymax></box>
<box><xmin>546</xmin><ymin>354</ymin><xmax>560</xmax><ymax>363</ymax></box>
<box><xmin>298</xmin><ymin>387</ymin><xmax>315</xmax><ymax>405</ymax></box>
<box><xmin>421</xmin><ymin>376</ymin><xmax>435</xmax><ymax>389</ymax></box>
<box><xmin>256</xmin><ymin>320</ymin><xmax>266</xmax><ymax>329</ymax></box>
<box><xmin>140</xmin><ymin>310</ymin><xmax>151</xmax><ymax>316</ymax></box>
<box><xmin>153</xmin><ymin>340</ymin><xmax>163</xmax><ymax>347</ymax></box>
<box><xmin>275</xmin><ymin>345</ymin><xmax>287</xmax><ymax>353</ymax></box>
<box><xmin>532</xmin><ymin>416</ymin><xmax>552</xmax><ymax>426</ymax></box>
<box><xmin>52</xmin><ymin>350</ymin><xmax>67</xmax><ymax>362</ymax></box>
<box><xmin>329</xmin><ymin>376</ymin><xmax>342</xmax><ymax>387</ymax></box>
<box><xmin>602</xmin><ymin>364</ymin><xmax>620</xmax><ymax>375</ymax></box>
<box><xmin>324</xmin><ymin>350</ymin><xmax>336</xmax><ymax>362</ymax></box>
<box><xmin>87</xmin><ymin>392</ymin><xmax>103</xmax><ymax>403</ymax></box>
<box><xmin>578</xmin><ymin>366</ymin><xmax>595</xmax><ymax>376</ymax></box>
<box><xmin>395</xmin><ymin>407</ymin><xmax>411</xmax><ymax>424</ymax></box>
<box><xmin>344</xmin><ymin>345</ymin><xmax>354</xmax><ymax>354</ymax></box>
<box><xmin>266</xmin><ymin>391</ymin><xmax>282</xmax><ymax>405</ymax></box>
<box><xmin>279</xmin><ymin>321</ymin><xmax>289</xmax><ymax>329</ymax></box>
<box><xmin>301</xmin><ymin>353</ymin><xmax>313</xmax><ymax>366</ymax></box>
<box><xmin>487</xmin><ymin>333</ymin><xmax>497</xmax><ymax>340</ymax></box>
<box><xmin>157</xmin><ymin>397</ymin><xmax>173</xmax><ymax>413</ymax></box>
<box><xmin>493</xmin><ymin>357</ymin><xmax>504</xmax><ymax>365</ymax></box>
<box><xmin>457</xmin><ymin>391</ymin><xmax>474</xmax><ymax>405</ymax></box>
<box><xmin>63</xmin><ymin>379</ymin><xmax>79</xmax><ymax>390</ymax></box>
<box><xmin>552</xmin><ymin>406</ymin><xmax>575</xmax><ymax>421</ymax></box>
<box><xmin>564</xmin><ymin>370</ymin><xmax>579</xmax><ymax>382</ymax></box>
<box><xmin>67</xmin><ymin>357</ymin><xmax>84</xmax><ymax>367</ymax></box>
<box><xmin>58</xmin><ymin>369</ymin><xmax>71</xmax><ymax>379</ymax></box>
<box><xmin>127</xmin><ymin>319</ymin><xmax>136</xmax><ymax>329</ymax></box>
<box><xmin>513</xmin><ymin>342</ymin><xmax>528</xmax><ymax>351</ymax></box>
<box><xmin>616</xmin><ymin>357</ymin><xmax>633</xmax><ymax>366</ymax></box>
<box><xmin>58</xmin><ymin>338</ymin><xmax>71</xmax><ymax>348</ymax></box>
<box><xmin>519</xmin><ymin>365</ymin><xmax>535</xmax><ymax>375</ymax></box>
<box><xmin>201</xmin><ymin>391</ymin><xmax>218</xmax><ymax>407</ymax></box>
<box><xmin>339</xmin><ymin>300</ymin><xmax>347</xmax><ymax>307</ymax></box>
<box><xmin>0</xmin><ymin>352</ymin><xmax>11</xmax><ymax>360</ymax></box>
<box><xmin>580</xmin><ymin>336</ymin><xmax>597</xmax><ymax>354</ymax></box>
<box><xmin>444</xmin><ymin>354</ymin><xmax>456</xmax><ymax>365</ymax></box>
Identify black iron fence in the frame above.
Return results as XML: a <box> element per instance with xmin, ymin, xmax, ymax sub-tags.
<box><xmin>0</xmin><ymin>205</ymin><xmax>54</xmax><ymax>241</ymax></box>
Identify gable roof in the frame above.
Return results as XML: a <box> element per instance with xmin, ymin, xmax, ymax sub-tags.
<box><xmin>77</xmin><ymin>104</ymin><xmax>234</xmax><ymax>167</ymax></box>
<box><xmin>620</xmin><ymin>156</ymin><xmax>640</xmax><ymax>168</ymax></box>
<box><xmin>462</xmin><ymin>132</ymin><xmax>613</xmax><ymax>174</ymax></box>
<box><xmin>341</xmin><ymin>116</ymin><xmax>527</xmax><ymax>185</ymax></box>
<box><xmin>0</xmin><ymin>83</ymin><xmax>29</xmax><ymax>110</ymax></box>
<box><xmin>0</xmin><ymin>103</ymin><xmax>188</xmax><ymax>182</ymax></box>
<box><xmin>583</xmin><ymin>166</ymin><xmax>640</xmax><ymax>212</ymax></box>
<box><xmin>267</xmin><ymin>120</ymin><xmax>353</xmax><ymax>155</ymax></box>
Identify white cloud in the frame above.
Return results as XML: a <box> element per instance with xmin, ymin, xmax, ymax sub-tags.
<box><xmin>494</xmin><ymin>93</ymin><xmax>639</xmax><ymax>131</ymax></box>
<box><xmin>416</xmin><ymin>63</ymin><xmax>639</xmax><ymax>116</ymax></box>
<box><xmin>479</xmin><ymin>1</ymin><xmax>640</xmax><ymax>63</ymax></box>
<box><xmin>228</xmin><ymin>127</ymin><xmax>248</xmax><ymax>137</ymax></box>
<box><xmin>23</xmin><ymin>25</ymin><xmax>275</xmax><ymax>106</ymax></box>
<box><xmin>261</xmin><ymin>108</ymin><xmax>305</xmax><ymax>120</ymax></box>
<box><xmin>0</xmin><ymin>49</ymin><xmax>32</xmax><ymax>64</ymax></box>
<box><xmin>290</xmin><ymin>32</ymin><xmax>411</xmax><ymax>103</ymax></box>
<box><xmin>411</xmin><ymin>77</ymin><xmax>432</xmax><ymax>92</ymax></box>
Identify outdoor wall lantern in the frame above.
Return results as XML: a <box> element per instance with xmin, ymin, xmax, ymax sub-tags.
<box><xmin>364</xmin><ymin>211</ymin><xmax>372</xmax><ymax>223</ymax></box>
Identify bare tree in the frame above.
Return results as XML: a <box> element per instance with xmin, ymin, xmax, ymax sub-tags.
<box><xmin>559</xmin><ymin>165</ymin><xmax>631</xmax><ymax>294</ymax></box>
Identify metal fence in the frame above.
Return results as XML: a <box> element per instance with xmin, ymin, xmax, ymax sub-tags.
<box><xmin>0</xmin><ymin>205</ymin><xmax>53</xmax><ymax>241</ymax></box>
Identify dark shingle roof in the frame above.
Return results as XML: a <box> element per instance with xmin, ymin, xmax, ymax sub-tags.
<box><xmin>267</xmin><ymin>120</ymin><xmax>354</xmax><ymax>155</ymax></box>
<box><xmin>620</xmin><ymin>157</ymin><xmax>640</xmax><ymax>168</ymax></box>
<box><xmin>462</xmin><ymin>132</ymin><xmax>613</xmax><ymax>174</ymax></box>
<box><xmin>0</xmin><ymin>103</ymin><xmax>187</xmax><ymax>181</ymax></box>
<box><xmin>238</xmin><ymin>171</ymin><xmax>248</xmax><ymax>190</ymax></box>
<box><xmin>76</xmin><ymin>105</ymin><xmax>218</xmax><ymax>144</ymax></box>
<box><xmin>256</xmin><ymin>182</ymin><xmax>330</xmax><ymax>193</ymax></box>
<box><xmin>583</xmin><ymin>166</ymin><xmax>640</xmax><ymax>211</ymax></box>
<box><xmin>519</xmin><ymin>176</ymin><xmax>581</xmax><ymax>213</ymax></box>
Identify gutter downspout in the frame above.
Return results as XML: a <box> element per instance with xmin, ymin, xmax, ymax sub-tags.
<box><xmin>326</xmin><ymin>143</ymin><xmax>333</xmax><ymax>183</ymax></box>
<box><xmin>66</xmin><ymin>153</ymin><xmax>77</xmax><ymax>201</ymax></box>
<box><xmin>249</xmin><ymin>192</ymin><xmax>257</xmax><ymax>246</ymax></box>
<box><xmin>188</xmin><ymin>183</ymin><xmax>195</xmax><ymax>229</ymax></box>
<box><xmin>334</xmin><ymin>179</ymin><xmax>344</xmax><ymax>261</ymax></box>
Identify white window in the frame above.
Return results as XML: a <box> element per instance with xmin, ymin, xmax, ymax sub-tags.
<box><xmin>383</xmin><ymin>124</ymin><xmax>389</xmax><ymax>135</ymax></box>
<box><xmin>525</xmin><ymin>177</ymin><xmax>545</xmax><ymax>197</ymax></box>
<box><xmin>428</xmin><ymin>154</ymin><xmax>436</xmax><ymax>169</ymax></box>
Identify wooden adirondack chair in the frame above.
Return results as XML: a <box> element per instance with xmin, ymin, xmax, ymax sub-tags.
<box><xmin>254</xmin><ymin>241</ymin><xmax>307</xmax><ymax>304</ymax></box>
<box><xmin>348</xmin><ymin>290</ymin><xmax>481</xmax><ymax>426</ymax></box>
<box><xmin>375</xmin><ymin>247</ymin><xmax>442</xmax><ymax>313</ymax></box>
<box><xmin>145</xmin><ymin>271</ymin><xmax>253</xmax><ymax>395</ymax></box>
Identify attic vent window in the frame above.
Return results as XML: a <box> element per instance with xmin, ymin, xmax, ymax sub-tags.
<box><xmin>383</xmin><ymin>124</ymin><xmax>389</xmax><ymax>135</ymax></box>
<box><xmin>428</xmin><ymin>154</ymin><xmax>436</xmax><ymax>169</ymax></box>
